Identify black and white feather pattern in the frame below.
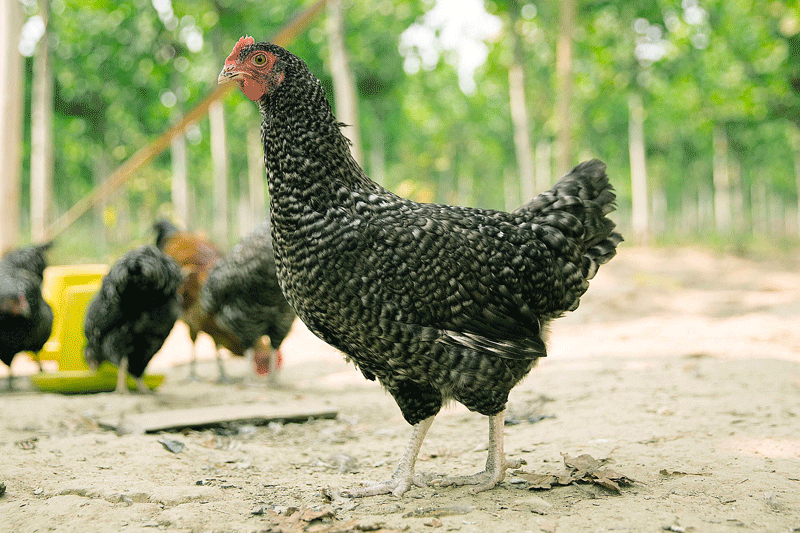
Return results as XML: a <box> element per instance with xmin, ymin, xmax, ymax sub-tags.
<box><xmin>200</xmin><ymin>220</ymin><xmax>295</xmax><ymax>353</ymax></box>
<box><xmin>240</xmin><ymin>42</ymin><xmax>622</xmax><ymax>425</ymax></box>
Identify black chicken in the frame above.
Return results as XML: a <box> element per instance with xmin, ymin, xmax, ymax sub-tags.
<box><xmin>0</xmin><ymin>243</ymin><xmax>53</xmax><ymax>390</ymax></box>
<box><xmin>84</xmin><ymin>245</ymin><xmax>181</xmax><ymax>394</ymax></box>
<box><xmin>200</xmin><ymin>220</ymin><xmax>295</xmax><ymax>382</ymax></box>
<box><xmin>219</xmin><ymin>37</ymin><xmax>622</xmax><ymax>497</ymax></box>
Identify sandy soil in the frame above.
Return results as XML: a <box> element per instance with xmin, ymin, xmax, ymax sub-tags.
<box><xmin>1</xmin><ymin>245</ymin><xmax>799</xmax><ymax>533</ymax></box>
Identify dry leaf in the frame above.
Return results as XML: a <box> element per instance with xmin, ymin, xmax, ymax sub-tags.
<box><xmin>522</xmin><ymin>453</ymin><xmax>634</xmax><ymax>494</ymax></box>
<box><xmin>517</xmin><ymin>473</ymin><xmax>558</xmax><ymax>489</ymax></box>
<box><xmin>563</xmin><ymin>453</ymin><xmax>605</xmax><ymax>475</ymax></box>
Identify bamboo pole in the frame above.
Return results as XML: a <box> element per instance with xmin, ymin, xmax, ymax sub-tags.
<box><xmin>44</xmin><ymin>0</ymin><xmax>330</xmax><ymax>241</ymax></box>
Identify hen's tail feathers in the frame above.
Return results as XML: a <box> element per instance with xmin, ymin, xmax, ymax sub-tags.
<box><xmin>517</xmin><ymin>159</ymin><xmax>623</xmax><ymax>280</ymax></box>
<box><xmin>153</xmin><ymin>219</ymin><xmax>180</xmax><ymax>250</ymax></box>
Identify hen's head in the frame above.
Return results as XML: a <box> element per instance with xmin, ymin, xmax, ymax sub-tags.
<box><xmin>1</xmin><ymin>242</ymin><xmax>52</xmax><ymax>281</ymax></box>
<box><xmin>218</xmin><ymin>37</ymin><xmax>292</xmax><ymax>101</ymax></box>
<box><xmin>0</xmin><ymin>291</ymin><xmax>30</xmax><ymax>317</ymax></box>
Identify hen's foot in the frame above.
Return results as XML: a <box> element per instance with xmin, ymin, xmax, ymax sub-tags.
<box><xmin>434</xmin><ymin>458</ymin><xmax>522</xmax><ymax>493</ymax></box>
<box><xmin>341</xmin><ymin>472</ymin><xmax>434</xmax><ymax>498</ymax></box>
<box><xmin>134</xmin><ymin>377</ymin><xmax>153</xmax><ymax>394</ymax></box>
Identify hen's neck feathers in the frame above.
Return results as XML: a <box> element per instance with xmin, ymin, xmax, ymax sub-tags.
<box><xmin>256</xmin><ymin>66</ymin><xmax>376</xmax><ymax>199</ymax></box>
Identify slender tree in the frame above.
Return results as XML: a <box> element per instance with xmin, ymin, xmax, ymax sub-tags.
<box><xmin>0</xmin><ymin>0</ymin><xmax>23</xmax><ymax>251</ymax></box>
<box><xmin>209</xmin><ymin>100</ymin><xmax>228</xmax><ymax>245</ymax></box>
<box><xmin>628</xmin><ymin>92</ymin><xmax>649</xmax><ymax>242</ymax></box>
<box><xmin>506</xmin><ymin>1</ymin><xmax>535</xmax><ymax>204</ymax></box>
<box><xmin>327</xmin><ymin>0</ymin><xmax>363</xmax><ymax>165</ymax></box>
<box><xmin>30</xmin><ymin>0</ymin><xmax>54</xmax><ymax>243</ymax></box>
<box><xmin>554</xmin><ymin>0</ymin><xmax>575</xmax><ymax>177</ymax></box>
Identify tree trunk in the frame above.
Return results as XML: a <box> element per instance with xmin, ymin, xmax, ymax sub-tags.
<box><xmin>652</xmin><ymin>185</ymin><xmax>667</xmax><ymax>237</ymax></box>
<box><xmin>327</xmin><ymin>0</ymin><xmax>363</xmax><ymax>165</ymax></box>
<box><xmin>698</xmin><ymin>180</ymin><xmax>714</xmax><ymax>236</ymax></box>
<box><xmin>729</xmin><ymin>153</ymin><xmax>744</xmax><ymax>232</ymax></box>
<box><xmin>681</xmin><ymin>185</ymin><xmax>697</xmax><ymax>235</ymax></box>
<box><xmin>456</xmin><ymin>148</ymin><xmax>473</xmax><ymax>206</ymax></box>
<box><xmin>504</xmin><ymin>167</ymin><xmax>520</xmax><ymax>211</ymax></box>
<box><xmin>712</xmin><ymin>124</ymin><xmax>731</xmax><ymax>234</ymax></box>
<box><xmin>554</xmin><ymin>0</ymin><xmax>575</xmax><ymax>177</ymax></box>
<box><xmin>768</xmin><ymin>191</ymin><xmax>785</xmax><ymax>236</ymax></box>
<box><xmin>628</xmin><ymin>92</ymin><xmax>649</xmax><ymax>242</ymax></box>
<box><xmin>0</xmin><ymin>0</ymin><xmax>23</xmax><ymax>252</ymax></box>
<box><xmin>369</xmin><ymin>125</ymin><xmax>386</xmax><ymax>186</ymax></box>
<box><xmin>209</xmin><ymin>100</ymin><xmax>228</xmax><ymax>246</ymax></box>
<box><xmin>535</xmin><ymin>140</ymin><xmax>551</xmax><ymax>191</ymax></box>
<box><xmin>507</xmin><ymin>4</ymin><xmax>535</xmax><ymax>203</ymax></box>
<box><xmin>171</xmin><ymin>132</ymin><xmax>189</xmax><ymax>225</ymax></box>
<box><xmin>30</xmin><ymin>0</ymin><xmax>53</xmax><ymax>243</ymax></box>
<box><xmin>790</xmin><ymin>123</ymin><xmax>800</xmax><ymax>236</ymax></box>
<box><xmin>247</xmin><ymin>126</ymin><xmax>266</xmax><ymax>227</ymax></box>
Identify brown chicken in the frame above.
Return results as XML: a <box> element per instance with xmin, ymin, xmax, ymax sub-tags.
<box><xmin>154</xmin><ymin>219</ymin><xmax>268</xmax><ymax>381</ymax></box>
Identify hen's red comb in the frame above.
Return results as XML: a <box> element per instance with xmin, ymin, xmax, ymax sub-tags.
<box><xmin>225</xmin><ymin>36</ymin><xmax>256</xmax><ymax>66</ymax></box>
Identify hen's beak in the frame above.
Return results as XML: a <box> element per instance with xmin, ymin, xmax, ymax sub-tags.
<box><xmin>0</xmin><ymin>292</ymin><xmax>30</xmax><ymax>316</ymax></box>
<box><xmin>218</xmin><ymin>65</ymin><xmax>242</xmax><ymax>85</ymax></box>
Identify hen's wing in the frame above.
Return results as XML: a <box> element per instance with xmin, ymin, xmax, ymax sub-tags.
<box><xmin>308</xmin><ymin>198</ymin><xmax>550</xmax><ymax>363</ymax></box>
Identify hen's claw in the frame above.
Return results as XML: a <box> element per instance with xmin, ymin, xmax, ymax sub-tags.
<box><xmin>434</xmin><ymin>458</ymin><xmax>522</xmax><ymax>493</ymax></box>
<box><xmin>341</xmin><ymin>473</ymin><xmax>432</xmax><ymax>498</ymax></box>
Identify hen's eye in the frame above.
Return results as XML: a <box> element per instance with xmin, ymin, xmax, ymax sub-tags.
<box><xmin>252</xmin><ymin>54</ymin><xmax>267</xmax><ymax>66</ymax></box>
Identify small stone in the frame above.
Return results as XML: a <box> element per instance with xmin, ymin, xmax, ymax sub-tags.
<box><xmin>425</xmin><ymin>518</ymin><xmax>443</xmax><ymax>527</ymax></box>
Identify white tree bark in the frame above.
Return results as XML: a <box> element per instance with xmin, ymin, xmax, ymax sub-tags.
<box><xmin>790</xmin><ymin>123</ymin><xmax>800</xmax><ymax>237</ymax></box>
<box><xmin>327</xmin><ymin>0</ymin><xmax>363</xmax><ymax>165</ymax></box>
<box><xmin>508</xmin><ymin>59</ymin><xmax>534</xmax><ymax>202</ymax></box>
<box><xmin>0</xmin><ymin>0</ymin><xmax>23</xmax><ymax>251</ymax></box>
<box><xmin>628</xmin><ymin>92</ymin><xmax>649</xmax><ymax>242</ymax></box>
<box><xmin>504</xmin><ymin>167</ymin><xmax>520</xmax><ymax>211</ymax></box>
<box><xmin>369</xmin><ymin>126</ymin><xmax>386</xmax><ymax>185</ymax></box>
<box><xmin>30</xmin><ymin>0</ymin><xmax>53</xmax><ymax>243</ymax></box>
<box><xmin>247</xmin><ymin>126</ymin><xmax>266</xmax><ymax>228</ymax></box>
<box><xmin>209</xmin><ymin>100</ymin><xmax>228</xmax><ymax>245</ymax></box>
<box><xmin>712</xmin><ymin>124</ymin><xmax>731</xmax><ymax>233</ymax></box>
<box><xmin>535</xmin><ymin>140</ymin><xmax>551</xmax><ymax>190</ymax></box>
<box><xmin>554</xmin><ymin>0</ymin><xmax>575</xmax><ymax>177</ymax></box>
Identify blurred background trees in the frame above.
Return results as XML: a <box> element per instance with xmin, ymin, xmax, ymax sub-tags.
<box><xmin>1</xmin><ymin>0</ymin><xmax>798</xmax><ymax>263</ymax></box>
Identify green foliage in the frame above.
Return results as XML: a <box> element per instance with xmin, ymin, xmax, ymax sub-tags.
<box><xmin>16</xmin><ymin>0</ymin><xmax>800</xmax><ymax>260</ymax></box>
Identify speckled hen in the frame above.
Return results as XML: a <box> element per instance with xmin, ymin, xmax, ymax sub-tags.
<box><xmin>0</xmin><ymin>243</ymin><xmax>53</xmax><ymax>389</ymax></box>
<box><xmin>218</xmin><ymin>37</ymin><xmax>623</xmax><ymax>497</ymax></box>
<box><xmin>84</xmin><ymin>245</ymin><xmax>181</xmax><ymax>394</ymax></box>
<box><xmin>201</xmin><ymin>220</ymin><xmax>295</xmax><ymax>381</ymax></box>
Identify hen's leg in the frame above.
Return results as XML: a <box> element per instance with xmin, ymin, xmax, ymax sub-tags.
<box><xmin>115</xmin><ymin>357</ymin><xmax>130</xmax><ymax>394</ymax></box>
<box><xmin>266</xmin><ymin>348</ymin><xmax>279</xmax><ymax>386</ymax></box>
<box><xmin>134</xmin><ymin>377</ymin><xmax>151</xmax><ymax>394</ymax></box>
<box><xmin>342</xmin><ymin>415</ymin><xmax>435</xmax><ymax>498</ymax></box>
<box><xmin>435</xmin><ymin>410</ymin><xmax>521</xmax><ymax>493</ymax></box>
<box><xmin>186</xmin><ymin>341</ymin><xmax>200</xmax><ymax>381</ymax></box>
<box><xmin>215</xmin><ymin>347</ymin><xmax>230</xmax><ymax>383</ymax></box>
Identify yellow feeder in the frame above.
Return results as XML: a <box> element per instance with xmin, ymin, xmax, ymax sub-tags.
<box><xmin>30</xmin><ymin>264</ymin><xmax>165</xmax><ymax>393</ymax></box>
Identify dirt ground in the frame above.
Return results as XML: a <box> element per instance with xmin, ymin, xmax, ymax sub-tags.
<box><xmin>1</xmin><ymin>245</ymin><xmax>799</xmax><ymax>533</ymax></box>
